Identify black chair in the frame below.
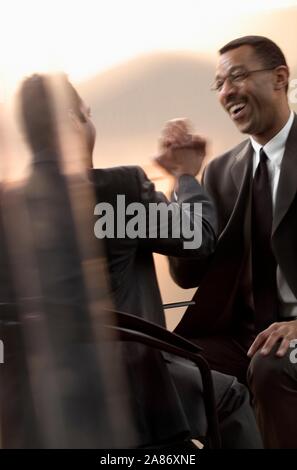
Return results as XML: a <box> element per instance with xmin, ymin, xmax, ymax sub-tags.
<box><xmin>100</xmin><ymin>309</ymin><xmax>221</xmax><ymax>449</ymax></box>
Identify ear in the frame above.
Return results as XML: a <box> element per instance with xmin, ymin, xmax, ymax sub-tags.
<box><xmin>274</xmin><ymin>65</ymin><xmax>289</xmax><ymax>91</ymax></box>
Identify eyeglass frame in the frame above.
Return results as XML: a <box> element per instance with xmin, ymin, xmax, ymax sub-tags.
<box><xmin>210</xmin><ymin>67</ymin><xmax>277</xmax><ymax>92</ymax></box>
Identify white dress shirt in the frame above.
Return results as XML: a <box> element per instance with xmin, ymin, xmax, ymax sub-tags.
<box><xmin>250</xmin><ymin>110</ymin><xmax>297</xmax><ymax>318</ymax></box>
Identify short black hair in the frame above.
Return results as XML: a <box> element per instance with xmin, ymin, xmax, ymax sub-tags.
<box><xmin>219</xmin><ymin>35</ymin><xmax>288</xmax><ymax>68</ymax></box>
<box><xmin>18</xmin><ymin>73</ymin><xmax>85</xmax><ymax>152</ymax></box>
<box><xmin>219</xmin><ymin>35</ymin><xmax>289</xmax><ymax>92</ymax></box>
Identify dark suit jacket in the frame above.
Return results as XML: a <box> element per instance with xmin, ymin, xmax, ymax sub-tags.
<box><xmin>173</xmin><ymin>113</ymin><xmax>297</xmax><ymax>344</ymax></box>
<box><xmin>90</xmin><ymin>165</ymin><xmax>218</xmax><ymax>444</ymax></box>
<box><xmin>91</xmin><ymin>165</ymin><xmax>217</xmax><ymax>325</ymax></box>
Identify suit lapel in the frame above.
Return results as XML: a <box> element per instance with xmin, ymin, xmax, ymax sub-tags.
<box><xmin>273</xmin><ymin>114</ymin><xmax>297</xmax><ymax>234</ymax></box>
<box><xmin>220</xmin><ymin>140</ymin><xmax>253</xmax><ymax>239</ymax></box>
<box><xmin>230</xmin><ymin>140</ymin><xmax>253</xmax><ymax>192</ymax></box>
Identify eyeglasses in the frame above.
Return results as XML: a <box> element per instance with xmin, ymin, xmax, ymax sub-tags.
<box><xmin>210</xmin><ymin>67</ymin><xmax>276</xmax><ymax>92</ymax></box>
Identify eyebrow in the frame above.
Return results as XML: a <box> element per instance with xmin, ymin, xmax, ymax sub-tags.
<box><xmin>215</xmin><ymin>65</ymin><xmax>246</xmax><ymax>80</ymax></box>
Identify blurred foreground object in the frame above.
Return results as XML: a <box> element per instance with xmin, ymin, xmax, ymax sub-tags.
<box><xmin>0</xmin><ymin>74</ymin><xmax>137</xmax><ymax>448</ymax></box>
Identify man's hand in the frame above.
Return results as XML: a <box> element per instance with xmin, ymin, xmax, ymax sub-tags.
<box><xmin>155</xmin><ymin>144</ymin><xmax>206</xmax><ymax>178</ymax></box>
<box><xmin>160</xmin><ymin>118</ymin><xmax>193</xmax><ymax>150</ymax></box>
<box><xmin>247</xmin><ymin>320</ymin><xmax>297</xmax><ymax>358</ymax></box>
<box><xmin>155</xmin><ymin>118</ymin><xmax>207</xmax><ymax>178</ymax></box>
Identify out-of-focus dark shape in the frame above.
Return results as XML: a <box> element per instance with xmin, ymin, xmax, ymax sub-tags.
<box><xmin>0</xmin><ymin>74</ymin><xmax>136</xmax><ymax>448</ymax></box>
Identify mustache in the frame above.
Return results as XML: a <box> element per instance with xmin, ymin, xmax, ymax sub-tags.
<box><xmin>225</xmin><ymin>94</ymin><xmax>247</xmax><ymax>109</ymax></box>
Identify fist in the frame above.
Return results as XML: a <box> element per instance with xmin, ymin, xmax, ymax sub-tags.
<box><xmin>160</xmin><ymin>118</ymin><xmax>193</xmax><ymax>151</ymax></box>
<box><xmin>155</xmin><ymin>118</ymin><xmax>207</xmax><ymax>177</ymax></box>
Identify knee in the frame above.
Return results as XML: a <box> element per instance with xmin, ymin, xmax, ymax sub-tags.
<box><xmin>247</xmin><ymin>348</ymin><xmax>292</xmax><ymax>400</ymax></box>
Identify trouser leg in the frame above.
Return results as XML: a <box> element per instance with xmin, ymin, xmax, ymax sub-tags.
<box><xmin>167</xmin><ymin>357</ymin><xmax>263</xmax><ymax>448</ymax></box>
<box><xmin>212</xmin><ymin>371</ymin><xmax>262</xmax><ymax>449</ymax></box>
<box><xmin>191</xmin><ymin>336</ymin><xmax>250</xmax><ymax>385</ymax></box>
<box><xmin>247</xmin><ymin>344</ymin><xmax>297</xmax><ymax>448</ymax></box>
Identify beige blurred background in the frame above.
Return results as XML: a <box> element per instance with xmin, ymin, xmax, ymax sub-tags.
<box><xmin>1</xmin><ymin>0</ymin><xmax>297</xmax><ymax>330</ymax></box>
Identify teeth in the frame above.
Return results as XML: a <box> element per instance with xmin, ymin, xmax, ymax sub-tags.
<box><xmin>230</xmin><ymin>103</ymin><xmax>245</xmax><ymax>115</ymax></box>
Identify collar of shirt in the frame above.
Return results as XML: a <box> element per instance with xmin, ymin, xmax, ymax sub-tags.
<box><xmin>250</xmin><ymin>110</ymin><xmax>294</xmax><ymax>177</ymax></box>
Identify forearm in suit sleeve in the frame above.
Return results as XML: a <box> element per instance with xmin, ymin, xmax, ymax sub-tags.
<box><xmin>135</xmin><ymin>167</ymin><xmax>217</xmax><ymax>260</ymax></box>
<box><xmin>168</xmin><ymin>167</ymin><xmax>217</xmax><ymax>288</ymax></box>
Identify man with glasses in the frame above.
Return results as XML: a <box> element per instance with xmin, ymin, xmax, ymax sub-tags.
<box><xmin>162</xmin><ymin>36</ymin><xmax>297</xmax><ymax>448</ymax></box>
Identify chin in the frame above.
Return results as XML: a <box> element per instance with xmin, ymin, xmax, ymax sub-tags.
<box><xmin>235</xmin><ymin>119</ymin><xmax>254</xmax><ymax>135</ymax></box>
<box><xmin>235</xmin><ymin>124</ymin><xmax>249</xmax><ymax>135</ymax></box>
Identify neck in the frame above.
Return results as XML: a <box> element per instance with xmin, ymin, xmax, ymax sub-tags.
<box><xmin>251</xmin><ymin>106</ymin><xmax>291</xmax><ymax>146</ymax></box>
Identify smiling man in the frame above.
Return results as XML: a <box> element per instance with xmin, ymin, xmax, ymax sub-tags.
<box><xmin>166</xmin><ymin>36</ymin><xmax>297</xmax><ymax>448</ymax></box>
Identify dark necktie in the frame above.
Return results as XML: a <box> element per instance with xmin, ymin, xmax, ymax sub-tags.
<box><xmin>252</xmin><ymin>148</ymin><xmax>278</xmax><ymax>332</ymax></box>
